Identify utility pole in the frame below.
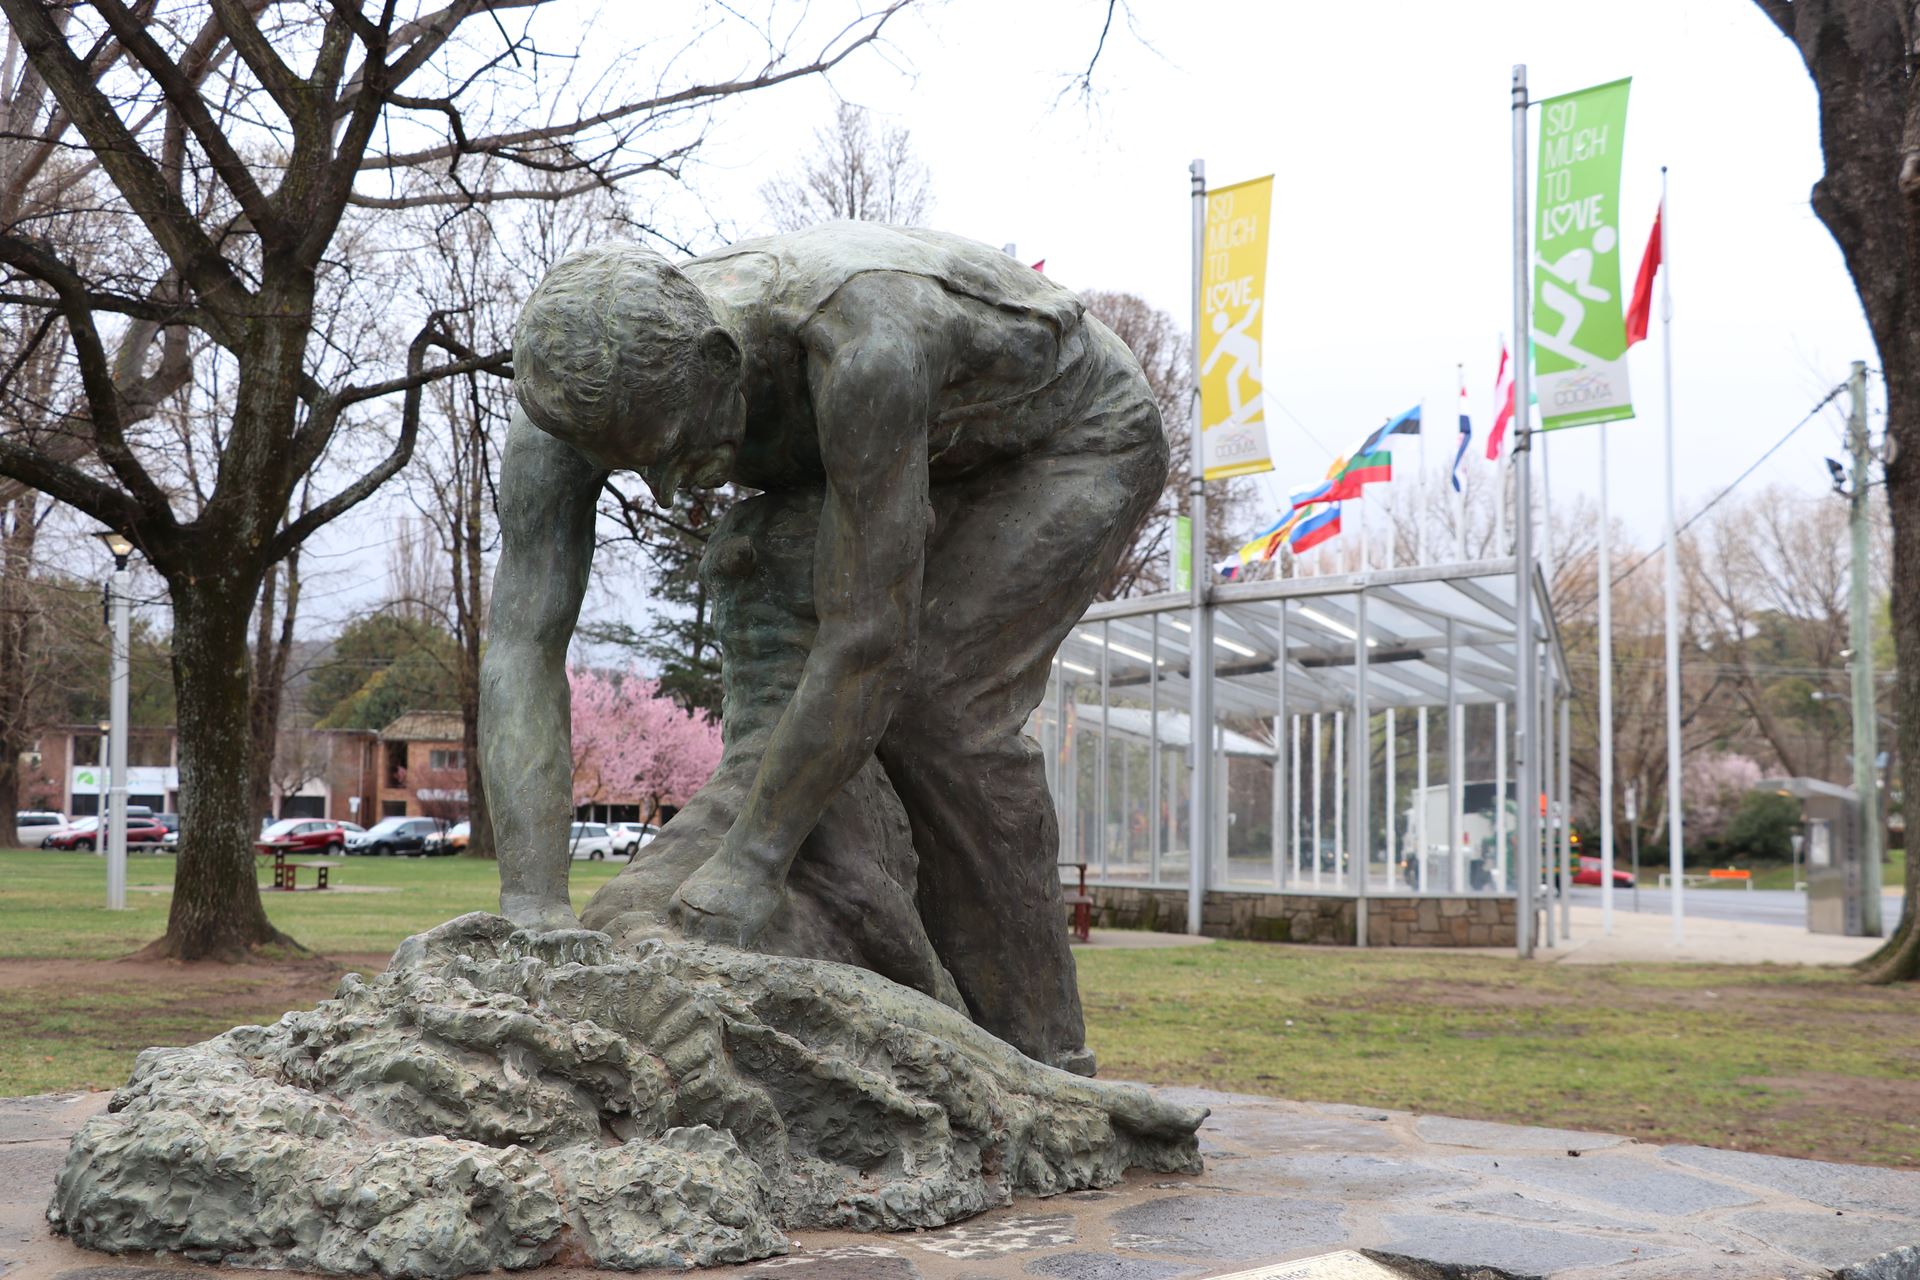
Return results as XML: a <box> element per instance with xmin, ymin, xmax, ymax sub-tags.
<box><xmin>1847</xmin><ymin>360</ymin><xmax>1883</xmax><ymax>935</ymax></box>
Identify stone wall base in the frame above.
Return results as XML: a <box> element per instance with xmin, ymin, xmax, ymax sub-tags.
<box><xmin>1086</xmin><ymin>885</ymin><xmax>1517</xmax><ymax>947</ymax></box>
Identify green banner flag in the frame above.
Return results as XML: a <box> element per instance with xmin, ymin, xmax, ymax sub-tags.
<box><xmin>1533</xmin><ymin>77</ymin><xmax>1632</xmax><ymax>430</ymax></box>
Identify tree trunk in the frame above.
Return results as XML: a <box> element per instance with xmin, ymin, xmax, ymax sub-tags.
<box><xmin>1753</xmin><ymin>0</ymin><xmax>1920</xmax><ymax>980</ymax></box>
<box><xmin>245</xmin><ymin>551</ymin><xmax>301</xmax><ymax>825</ymax></box>
<box><xmin>1858</xmin><ymin>350</ymin><xmax>1920</xmax><ymax>981</ymax></box>
<box><xmin>454</xmin><ymin>397</ymin><xmax>495</xmax><ymax>860</ymax></box>
<box><xmin>0</xmin><ymin>492</ymin><xmax>38</xmax><ymax>849</ymax></box>
<box><xmin>142</xmin><ymin>571</ymin><xmax>297</xmax><ymax>960</ymax></box>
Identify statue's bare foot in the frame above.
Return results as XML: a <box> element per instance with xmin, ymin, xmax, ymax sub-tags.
<box><xmin>501</xmin><ymin>892</ymin><xmax>581</xmax><ymax>933</ymax></box>
<box><xmin>670</xmin><ymin>856</ymin><xmax>783</xmax><ymax>947</ymax></box>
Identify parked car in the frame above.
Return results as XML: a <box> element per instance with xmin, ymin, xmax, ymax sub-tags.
<box><xmin>1569</xmin><ymin>855</ymin><xmax>1635</xmax><ymax>889</ymax></box>
<box><xmin>609</xmin><ymin>822</ymin><xmax>659</xmax><ymax>857</ymax></box>
<box><xmin>15</xmin><ymin>811</ymin><xmax>65</xmax><ymax>839</ymax></box>
<box><xmin>41</xmin><ymin>815</ymin><xmax>169</xmax><ymax>851</ymax></box>
<box><xmin>423</xmin><ymin>821</ymin><xmax>470</xmax><ymax>855</ymax></box>
<box><xmin>160</xmin><ymin>829</ymin><xmax>179</xmax><ymax>851</ymax></box>
<box><xmin>153</xmin><ymin>812</ymin><xmax>180</xmax><ymax>835</ymax></box>
<box><xmin>254</xmin><ymin>818</ymin><xmax>348</xmax><ymax>857</ymax></box>
<box><xmin>568</xmin><ymin>822</ymin><xmax>615</xmax><ymax>860</ymax></box>
<box><xmin>338</xmin><ymin>820</ymin><xmax>366</xmax><ymax>836</ymax></box>
<box><xmin>347</xmin><ymin>816</ymin><xmax>442</xmax><ymax>857</ymax></box>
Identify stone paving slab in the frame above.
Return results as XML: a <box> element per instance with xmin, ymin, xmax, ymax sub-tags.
<box><xmin>4</xmin><ymin>1088</ymin><xmax>1918</xmax><ymax>1280</ymax></box>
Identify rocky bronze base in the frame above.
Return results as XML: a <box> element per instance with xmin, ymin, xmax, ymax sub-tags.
<box><xmin>48</xmin><ymin>914</ymin><xmax>1204</xmax><ymax>1277</ymax></box>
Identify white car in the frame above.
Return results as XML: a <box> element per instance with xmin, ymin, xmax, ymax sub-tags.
<box><xmin>609</xmin><ymin>822</ymin><xmax>660</xmax><ymax>857</ymax></box>
<box><xmin>568</xmin><ymin>822</ymin><xmax>614</xmax><ymax>860</ymax></box>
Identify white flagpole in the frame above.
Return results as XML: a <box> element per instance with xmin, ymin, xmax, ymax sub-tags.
<box><xmin>1599</xmin><ymin>422</ymin><xmax>1616</xmax><ymax>935</ymax></box>
<box><xmin>1540</xmin><ymin>427</ymin><xmax>1554</xmax><ymax>585</ymax></box>
<box><xmin>1511</xmin><ymin>65</ymin><xmax>1539</xmax><ymax>960</ymax></box>
<box><xmin>1455</xmin><ymin>364</ymin><xmax>1468</xmax><ymax>562</ymax></box>
<box><xmin>1188</xmin><ymin>159</ymin><xmax>1213</xmax><ymax>937</ymax></box>
<box><xmin>1494</xmin><ymin>339</ymin><xmax>1509</xmax><ymax>555</ymax></box>
<box><xmin>1418</xmin><ymin>400</ymin><xmax>1429</xmax><ymax>565</ymax></box>
<box><xmin>1660</xmin><ymin>165</ymin><xmax>1685</xmax><ymax>945</ymax></box>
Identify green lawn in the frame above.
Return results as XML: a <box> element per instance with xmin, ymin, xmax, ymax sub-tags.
<box><xmin>4</xmin><ymin>849</ymin><xmax>1917</xmax><ymax>1166</ymax></box>
<box><xmin>0</xmin><ymin>847</ymin><xmax>625</xmax><ymax>959</ymax></box>
<box><xmin>1742</xmin><ymin>848</ymin><xmax>1905</xmax><ymax>891</ymax></box>
<box><xmin>1075</xmin><ymin>943</ymin><xmax>1920</xmax><ymax>1168</ymax></box>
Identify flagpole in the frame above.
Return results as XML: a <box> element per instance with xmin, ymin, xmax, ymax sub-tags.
<box><xmin>1512</xmin><ymin>64</ymin><xmax>1538</xmax><ymax>960</ymax></box>
<box><xmin>1599</xmin><ymin>421</ymin><xmax>1616</xmax><ymax>935</ymax></box>
<box><xmin>1455</xmin><ymin>364</ymin><xmax>1468</xmax><ymax>562</ymax></box>
<box><xmin>1187</xmin><ymin>159</ymin><xmax>1213</xmax><ymax>938</ymax></box>
<box><xmin>1494</xmin><ymin>340</ymin><xmax>1508</xmax><ymax>555</ymax></box>
<box><xmin>1418</xmin><ymin>399</ymin><xmax>1428</xmax><ymax>565</ymax></box>
<box><xmin>1659</xmin><ymin>165</ymin><xmax>1685</xmax><ymax>945</ymax></box>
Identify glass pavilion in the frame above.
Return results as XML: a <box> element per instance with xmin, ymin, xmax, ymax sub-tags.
<box><xmin>1037</xmin><ymin>557</ymin><xmax>1573</xmax><ymax>955</ymax></box>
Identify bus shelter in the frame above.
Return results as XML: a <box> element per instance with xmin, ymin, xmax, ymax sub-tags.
<box><xmin>1035</xmin><ymin>558</ymin><xmax>1572</xmax><ymax>955</ymax></box>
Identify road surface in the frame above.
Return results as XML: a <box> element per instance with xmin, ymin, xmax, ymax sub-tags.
<box><xmin>1564</xmin><ymin>884</ymin><xmax>1904</xmax><ymax>929</ymax></box>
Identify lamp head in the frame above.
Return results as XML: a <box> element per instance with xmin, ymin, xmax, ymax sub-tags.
<box><xmin>94</xmin><ymin>529</ymin><xmax>134</xmax><ymax>567</ymax></box>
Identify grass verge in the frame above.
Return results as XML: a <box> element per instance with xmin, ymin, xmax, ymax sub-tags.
<box><xmin>4</xmin><ymin>849</ymin><xmax>1916</xmax><ymax>1166</ymax></box>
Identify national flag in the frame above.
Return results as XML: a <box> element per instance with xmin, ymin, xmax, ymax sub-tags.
<box><xmin>1216</xmin><ymin>557</ymin><xmax>1241</xmax><ymax>582</ymax></box>
<box><xmin>1486</xmin><ymin>343</ymin><xmax>1515</xmax><ymax>461</ymax></box>
<box><xmin>1290</xmin><ymin>503</ymin><xmax>1342</xmax><ymax>554</ymax></box>
<box><xmin>1031</xmin><ymin>259</ymin><xmax>1047</xmax><ymax>273</ymax></box>
<box><xmin>1326</xmin><ymin>447</ymin><xmax>1392</xmax><ymax>500</ymax></box>
<box><xmin>1451</xmin><ymin>376</ymin><xmax>1471</xmax><ymax>493</ymax></box>
<box><xmin>1624</xmin><ymin>204</ymin><xmax>1662</xmax><ymax>347</ymax></box>
<box><xmin>1288</xmin><ymin>453</ymin><xmax>1348</xmax><ymax>510</ymax></box>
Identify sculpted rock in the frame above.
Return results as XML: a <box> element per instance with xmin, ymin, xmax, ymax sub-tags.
<box><xmin>50</xmin><ymin>914</ymin><xmax>1204</xmax><ymax>1276</ymax></box>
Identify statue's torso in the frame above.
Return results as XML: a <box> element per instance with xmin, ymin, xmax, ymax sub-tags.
<box><xmin>684</xmin><ymin>224</ymin><xmax>1098</xmax><ymax>487</ymax></box>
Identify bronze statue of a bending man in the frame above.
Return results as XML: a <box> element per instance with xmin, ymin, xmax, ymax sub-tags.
<box><xmin>481</xmin><ymin>223</ymin><xmax>1167</xmax><ymax>1067</ymax></box>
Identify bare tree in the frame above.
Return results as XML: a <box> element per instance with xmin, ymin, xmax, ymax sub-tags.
<box><xmin>760</xmin><ymin>100</ymin><xmax>932</xmax><ymax>231</ymax></box>
<box><xmin>266</xmin><ymin>724</ymin><xmax>327</xmax><ymax>815</ymax></box>
<box><xmin>0</xmin><ymin>0</ymin><xmax>913</xmax><ymax>960</ymax></box>
<box><xmin>1750</xmin><ymin>0</ymin><xmax>1920</xmax><ymax>979</ymax></box>
<box><xmin>391</xmin><ymin>184</ymin><xmax>619</xmax><ymax>858</ymax></box>
<box><xmin>1081</xmin><ymin>289</ymin><xmax>1251</xmax><ymax>597</ymax></box>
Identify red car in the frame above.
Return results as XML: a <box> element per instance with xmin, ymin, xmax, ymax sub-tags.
<box><xmin>41</xmin><ymin>816</ymin><xmax>169</xmax><ymax>851</ymax></box>
<box><xmin>1571</xmin><ymin>855</ymin><xmax>1635</xmax><ymax>888</ymax></box>
<box><xmin>254</xmin><ymin>818</ymin><xmax>348</xmax><ymax>856</ymax></box>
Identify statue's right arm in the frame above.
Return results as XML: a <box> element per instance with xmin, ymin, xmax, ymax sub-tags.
<box><xmin>481</xmin><ymin>407</ymin><xmax>608</xmax><ymax>928</ymax></box>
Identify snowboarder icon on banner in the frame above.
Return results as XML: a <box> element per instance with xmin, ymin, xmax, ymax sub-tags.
<box><xmin>1535</xmin><ymin>224</ymin><xmax>1617</xmax><ymax>366</ymax></box>
<box><xmin>1202</xmin><ymin>298</ymin><xmax>1265</xmax><ymax>428</ymax></box>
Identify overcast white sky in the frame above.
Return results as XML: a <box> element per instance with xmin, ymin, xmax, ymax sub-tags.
<box><xmin>299</xmin><ymin>0</ymin><xmax>1872</xmax><ymax>634</ymax></box>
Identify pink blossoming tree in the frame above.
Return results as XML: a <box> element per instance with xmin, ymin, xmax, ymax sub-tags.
<box><xmin>569</xmin><ymin>667</ymin><xmax>723</xmax><ymax>822</ymax></box>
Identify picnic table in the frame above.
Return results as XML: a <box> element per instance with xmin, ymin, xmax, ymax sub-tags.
<box><xmin>264</xmin><ymin>846</ymin><xmax>343</xmax><ymax>890</ymax></box>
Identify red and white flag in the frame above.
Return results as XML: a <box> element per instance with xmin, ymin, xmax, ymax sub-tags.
<box><xmin>1486</xmin><ymin>342</ymin><xmax>1516</xmax><ymax>460</ymax></box>
<box><xmin>1624</xmin><ymin>204</ymin><xmax>1663</xmax><ymax>347</ymax></box>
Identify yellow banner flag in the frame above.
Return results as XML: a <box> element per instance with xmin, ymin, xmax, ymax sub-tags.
<box><xmin>1199</xmin><ymin>175</ymin><xmax>1275</xmax><ymax>480</ymax></box>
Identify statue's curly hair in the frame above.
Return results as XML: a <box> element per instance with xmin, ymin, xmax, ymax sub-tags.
<box><xmin>512</xmin><ymin>242</ymin><xmax>716</xmax><ymax>441</ymax></box>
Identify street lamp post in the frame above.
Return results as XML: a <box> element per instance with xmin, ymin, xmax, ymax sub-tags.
<box><xmin>94</xmin><ymin>530</ymin><xmax>133</xmax><ymax>911</ymax></box>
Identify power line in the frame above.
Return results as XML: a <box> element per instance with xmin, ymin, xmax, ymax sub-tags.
<box><xmin>1614</xmin><ymin>378</ymin><xmax>1851</xmax><ymax>586</ymax></box>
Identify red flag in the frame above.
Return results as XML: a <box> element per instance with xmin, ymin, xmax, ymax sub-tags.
<box><xmin>1486</xmin><ymin>343</ymin><xmax>1515</xmax><ymax>461</ymax></box>
<box><xmin>1625</xmin><ymin>205</ymin><xmax>1662</xmax><ymax>347</ymax></box>
<box><xmin>1030</xmin><ymin>259</ymin><xmax>1046</xmax><ymax>273</ymax></box>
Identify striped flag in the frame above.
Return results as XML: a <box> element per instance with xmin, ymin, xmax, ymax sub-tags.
<box><xmin>1451</xmin><ymin>375</ymin><xmax>1472</xmax><ymax>493</ymax></box>
<box><xmin>1290</xmin><ymin>503</ymin><xmax>1342</xmax><ymax>553</ymax></box>
<box><xmin>1485</xmin><ymin>343</ymin><xmax>1515</xmax><ymax>460</ymax></box>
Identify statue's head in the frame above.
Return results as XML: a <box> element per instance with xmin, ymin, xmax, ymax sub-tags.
<box><xmin>513</xmin><ymin>242</ymin><xmax>744</xmax><ymax>503</ymax></box>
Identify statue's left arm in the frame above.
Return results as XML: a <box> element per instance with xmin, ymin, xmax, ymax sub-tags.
<box><xmin>672</xmin><ymin>288</ymin><xmax>929</xmax><ymax>942</ymax></box>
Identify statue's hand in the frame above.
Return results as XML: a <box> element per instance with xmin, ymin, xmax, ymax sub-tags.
<box><xmin>669</xmin><ymin>849</ymin><xmax>784</xmax><ymax>948</ymax></box>
<box><xmin>500</xmin><ymin>891</ymin><xmax>582</xmax><ymax>934</ymax></box>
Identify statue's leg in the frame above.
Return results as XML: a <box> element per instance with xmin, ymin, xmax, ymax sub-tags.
<box><xmin>880</xmin><ymin>329</ymin><xmax>1167</xmax><ymax>1070</ymax></box>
